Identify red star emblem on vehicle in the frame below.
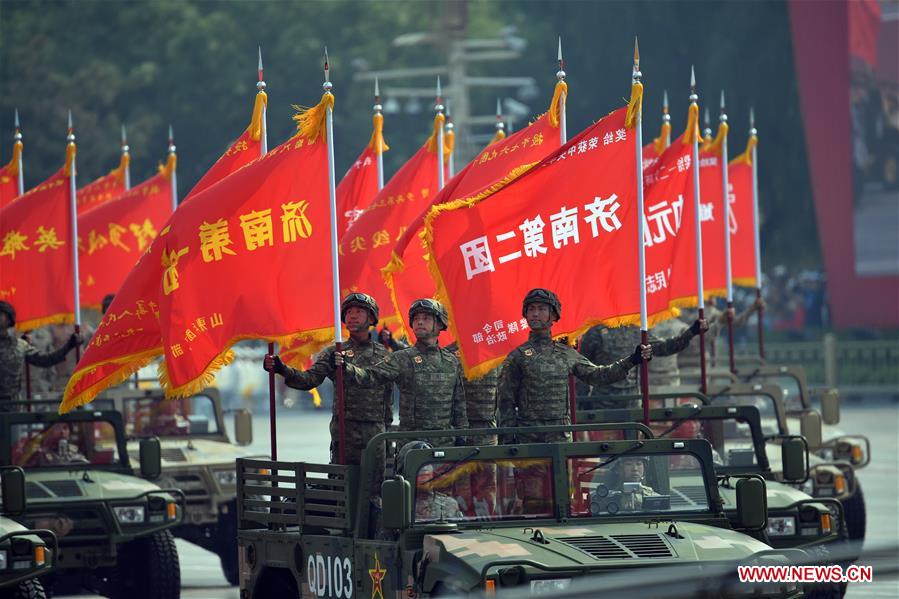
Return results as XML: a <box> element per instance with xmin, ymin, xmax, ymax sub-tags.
<box><xmin>369</xmin><ymin>552</ymin><xmax>386</xmax><ymax>599</ymax></box>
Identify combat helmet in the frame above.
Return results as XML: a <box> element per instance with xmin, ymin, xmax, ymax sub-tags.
<box><xmin>341</xmin><ymin>292</ymin><xmax>379</xmax><ymax>326</ymax></box>
<box><xmin>522</xmin><ymin>288</ymin><xmax>561</xmax><ymax>321</ymax></box>
<box><xmin>0</xmin><ymin>301</ymin><xmax>15</xmax><ymax>327</ymax></box>
<box><xmin>409</xmin><ymin>299</ymin><xmax>448</xmax><ymax>331</ymax></box>
<box><xmin>396</xmin><ymin>440</ymin><xmax>432</xmax><ymax>476</ymax></box>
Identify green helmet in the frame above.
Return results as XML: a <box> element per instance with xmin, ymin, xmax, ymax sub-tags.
<box><xmin>409</xmin><ymin>299</ymin><xmax>448</xmax><ymax>331</ymax></box>
<box><xmin>522</xmin><ymin>288</ymin><xmax>561</xmax><ymax>321</ymax></box>
<box><xmin>0</xmin><ymin>301</ymin><xmax>15</xmax><ymax>327</ymax></box>
<box><xmin>396</xmin><ymin>440</ymin><xmax>432</xmax><ymax>476</ymax></box>
<box><xmin>341</xmin><ymin>292</ymin><xmax>379</xmax><ymax>325</ymax></box>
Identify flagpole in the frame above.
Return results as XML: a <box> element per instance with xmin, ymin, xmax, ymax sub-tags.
<box><xmin>558</xmin><ymin>37</ymin><xmax>567</xmax><ymax>144</ymax></box>
<box><xmin>168</xmin><ymin>125</ymin><xmax>178</xmax><ymax>213</ymax></box>
<box><xmin>720</xmin><ymin>92</ymin><xmax>736</xmax><ymax>374</ymax></box>
<box><xmin>14</xmin><ymin>109</ymin><xmax>23</xmax><ymax>197</ymax></box>
<box><xmin>121</xmin><ymin>125</ymin><xmax>131</xmax><ymax>191</ymax></box>
<box><xmin>749</xmin><ymin>108</ymin><xmax>764</xmax><ymax>360</ymax></box>
<box><xmin>323</xmin><ymin>49</ymin><xmax>347</xmax><ymax>466</ymax></box>
<box><xmin>662</xmin><ymin>90</ymin><xmax>671</xmax><ymax>148</ymax></box>
<box><xmin>66</xmin><ymin>111</ymin><xmax>82</xmax><ymax>360</ymax></box>
<box><xmin>374</xmin><ymin>78</ymin><xmax>385</xmax><ymax>190</ymax></box>
<box><xmin>436</xmin><ymin>77</ymin><xmax>446</xmax><ymax>191</ymax></box>
<box><xmin>633</xmin><ymin>40</ymin><xmax>650</xmax><ymax>426</ymax></box>
<box><xmin>702</xmin><ymin>108</ymin><xmax>718</xmax><ymax>369</ymax></box>
<box><xmin>445</xmin><ymin>100</ymin><xmax>455</xmax><ymax>178</ymax></box>
<box><xmin>689</xmin><ymin>68</ymin><xmax>708</xmax><ymax>395</ymax></box>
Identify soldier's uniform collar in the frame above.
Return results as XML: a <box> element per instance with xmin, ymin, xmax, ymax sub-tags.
<box><xmin>414</xmin><ymin>340</ymin><xmax>441</xmax><ymax>353</ymax></box>
<box><xmin>527</xmin><ymin>331</ymin><xmax>554</xmax><ymax>347</ymax></box>
<box><xmin>347</xmin><ymin>335</ymin><xmax>372</xmax><ymax>348</ymax></box>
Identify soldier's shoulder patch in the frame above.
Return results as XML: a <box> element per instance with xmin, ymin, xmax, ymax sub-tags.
<box><xmin>344</xmin><ymin>349</ymin><xmax>354</xmax><ymax>358</ymax></box>
<box><xmin>413</xmin><ymin>355</ymin><xmax>423</xmax><ymax>363</ymax></box>
<box><xmin>523</xmin><ymin>348</ymin><xmax>534</xmax><ymax>357</ymax></box>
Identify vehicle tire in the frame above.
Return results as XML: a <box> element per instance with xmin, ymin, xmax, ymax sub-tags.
<box><xmin>217</xmin><ymin>501</ymin><xmax>239</xmax><ymax>586</ymax></box>
<box><xmin>219</xmin><ymin>548</ymin><xmax>239</xmax><ymax>586</ymax></box>
<box><xmin>110</xmin><ymin>530</ymin><xmax>180</xmax><ymax>599</ymax></box>
<box><xmin>841</xmin><ymin>483</ymin><xmax>866</xmax><ymax>542</ymax></box>
<box><xmin>3</xmin><ymin>579</ymin><xmax>48</xmax><ymax>599</ymax></box>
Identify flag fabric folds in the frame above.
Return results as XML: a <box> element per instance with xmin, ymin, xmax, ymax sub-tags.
<box><xmin>697</xmin><ymin>122</ymin><xmax>730</xmax><ymax>298</ymax></box>
<box><xmin>729</xmin><ymin>135</ymin><xmax>759</xmax><ymax>287</ymax></box>
<box><xmin>0</xmin><ymin>168</ymin><xmax>73</xmax><ymax>330</ymax></box>
<box><xmin>76</xmin><ymin>156</ymin><xmax>127</xmax><ymax>215</ymax></box>
<box><xmin>0</xmin><ymin>138</ymin><xmax>23</xmax><ymax>209</ymax></box>
<box><xmin>336</xmin><ymin>146</ymin><xmax>379</xmax><ymax>236</ymax></box>
<box><xmin>78</xmin><ymin>172</ymin><xmax>173</xmax><ymax>309</ymax></box>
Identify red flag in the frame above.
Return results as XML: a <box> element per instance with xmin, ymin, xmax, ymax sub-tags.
<box><xmin>336</xmin><ymin>146</ymin><xmax>379</xmax><ymax>236</ymax></box>
<box><xmin>382</xmin><ymin>90</ymin><xmax>567</xmax><ymax>342</ymax></box>
<box><xmin>76</xmin><ymin>159</ymin><xmax>127</xmax><ymax>215</ymax></box>
<box><xmin>0</xmin><ymin>139</ymin><xmax>23</xmax><ymax>209</ymax></box>
<box><xmin>697</xmin><ymin>124</ymin><xmax>729</xmax><ymax>298</ymax></box>
<box><xmin>729</xmin><ymin>136</ymin><xmax>759</xmax><ymax>287</ymax></box>
<box><xmin>0</xmin><ymin>168</ymin><xmax>73</xmax><ymax>330</ymax></box>
<box><xmin>78</xmin><ymin>173</ymin><xmax>173</xmax><ymax>308</ymax></box>
<box><xmin>62</xmin><ymin>97</ymin><xmax>267</xmax><ymax>412</ymax></box>
<box><xmin>423</xmin><ymin>104</ymin><xmax>656</xmax><ymax>377</ymax></box>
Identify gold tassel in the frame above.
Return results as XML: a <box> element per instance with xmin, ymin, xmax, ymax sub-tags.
<box><xmin>6</xmin><ymin>140</ymin><xmax>22</xmax><ymax>176</ymax></box>
<box><xmin>625</xmin><ymin>82</ymin><xmax>644</xmax><ymax>130</ymax></box>
<box><xmin>249</xmin><ymin>91</ymin><xmax>268</xmax><ymax>142</ymax></box>
<box><xmin>488</xmin><ymin>129</ymin><xmax>507</xmax><ymax>146</ymax></box>
<box><xmin>368</xmin><ymin>112</ymin><xmax>390</xmax><ymax>154</ymax></box>
<box><xmin>426</xmin><ymin>112</ymin><xmax>446</xmax><ymax>154</ymax></box>
<box><xmin>445</xmin><ymin>127</ymin><xmax>455</xmax><ymax>155</ymax></box>
<box><xmin>681</xmin><ymin>103</ymin><xmax>701</xmax><ymax>146</ymax></box>
<box><xmin>702</xmin><ymin>121</ymin><xmax>728</xmax><ymax>156</ymax></box>
<box><xmin>64</xmin><ymin>142</ymin><xmax>77</xmax><ymax>177</ymax></box>
<box><xmin>113</xmin><ymin>151</ymin><xmax>130</xmax><ymax>184</ymax></box>
<box><xmin>158</xmin><ymin>152</ymin><xmax>177</xmax><ymax>180</ymax></box>
<box><xmin>548</xmin><ymin>80</ymin><xmax>568</xmax><ymax>128</ymax></box>
<box><xmin>60</xmin><ymin>348</ymin><xmax>162</xmax><ymax>413</ymax></box>
<box><xmin>159</xmin><ymin>349</ymin><xmax>236</xmax><ymax>400</ymax></box>
<box><xmin>652</xmin><ymin>121</ymin><xmax>671</xmax><ymax>154</ymax></box>
<box><xmin>292</xmin><ymin>92</ymin><xmax>335</xmax><ymax>144</ymax></box>
<box><xmin>730</xmin><ymin>135</ymin><xmax>758</xmax><ymax>166</ymax></box>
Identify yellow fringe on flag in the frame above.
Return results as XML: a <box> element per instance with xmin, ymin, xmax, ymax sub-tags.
<box><xmin>159</xmin><ymin>349</ymin><xmax>236</xmax><ymax>400</ymax></box>
<box><xmin>292</xmin><ymin>92</ymin><xmax>335</xmax><ymax>144</ymax></box>
<box><xmin>248</xmin><ymin>91</ymin><xmax>268</xmax><ymax>142</ymax></box>
<box><xmin>158</xmin><ymin>152</ymin><xmax>177</xmax><ymax>180</ymax></box>
<box><xmin>730</xmin><ymin>135</ymin><xmax>758</xmax><ymax>166</ymax></box>
<box><xmin>681</xmin><ymin>103</ymin><xmax>701</xmax><ymax>146</ymax></box>
<box><xmin>368</xmin><ymin>112</ymin><xmax>390</xmax><ymax>155</ymax></box>
<box><xmin>445</xmin><ymin>127</ymin><xmax>455</xmax><ymax>155</ymax></box>
<box><xmin>548</xmin><ymin>80</ymin><xmax>568</xmax><ymax>128</ymax></box>
<box><xmin>17</xmin><ymin>312</ymin><xmax>74</xmax><ymax>336</ymax></box>
<box><xmin>733</xmin><ymin>277</ymin><xmax>758</xmax><ymax>288</ymax></box>
<box><xmin>112</xmin><ymin>152</ymin><xmax>130</xmax><ymax>184</ymax></box>
<box><xmin>625</xmin><ymin>81</ymin><xmax>644</xmax><ymax>130</ymax></box>
<box><xmin>64</xmin><ymin>142</ymin><xmax>76</xmax><ymax>177</ymax></box>
<box><xmin>6</xmin><ymin>140</ymin><xmax>22</xmax><ymax>176</ymax></box>
<box><xmin>702</xmin><ymin>121</ymin><xmax>728</xmax><ymax>156</ymax></box>
<box><xmin>652</xmin><ymin>121</ymin><xmax>671</xmax><ymax>154</ymax></box>
<box><xmin>488</xmin><ymin>129</ymin><xmax>507</xmax><ymax>146</ymax></box>
<box><xmin>59</xmin><ymin>347</ymin><xmax>163</xmax><ymax>413</ymax></box>
<box><xmin>426</xmin><ymin>112</ymin><xmax>447</xmax><ymax>155</ymax></box>
<box><xmin>310</xmin><ymin>387</ymin><xmax>322</xmax><ymax>408</ymax></box>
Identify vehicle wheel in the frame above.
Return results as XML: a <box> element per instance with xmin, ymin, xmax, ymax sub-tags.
<box><xmin>219</xmin><ymin>547</ymin><xmax>239</xmax><ymax>586</ymax></box>
<box><xmin>110</xmin><ymin>530</ymin><xmax>181</xmax><ymax>599</ymax></box>
<box><xmin>841</xmin><ymin>484</ymin><xmax>866</xmax><ymax>542</ymax></box>
<box><xmin>217</xmin><ymin>501</ymin><xmax>239</xmax><ymax>586</ymax></box>
<box><xmin>3</xmin><ymin>579</ymin><xmax>48</xmax><ymax>599</ymax></box>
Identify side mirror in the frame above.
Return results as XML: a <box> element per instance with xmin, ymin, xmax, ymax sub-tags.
<box><xmin>139</xmin><ymin>437</ymin><xmax>162</xmax><ymax>480</ymax></box>
<box><xmin>234</xmin><ymin>410</ymin><xmax>253</xmax><ymax>446</ymax></box>
<box><xmin>0</xmin><ymin>467</ymin><xmax>27</xmax><ymax>515</ymax></box>
<box><xmin>381</xmin><ymin>476</ymin><xmax>411</xmax><ymax>530</ymax></box>
<box><xmin>781</xmin><ymin>438</ymin><xmax>808</xmax><ymax>482</ymax></box>
<box><xmin>735</xmin><ymin>477</ymin><xmax>767</xmax><ymax>530</ymax></box>
<box><xmin>799</xmin><ymin>411</ymin><xmax>823</xmax><ymax>451</ymax></box>
<box><xmin>820</xmin><ymin>389</ymin><xmax>840</xmax><ymax>425</ymax></box>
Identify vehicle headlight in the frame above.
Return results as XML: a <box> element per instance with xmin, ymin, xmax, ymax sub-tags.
<box><xmin>0</xmin><ymin>548</ymin><xmax>7</xmax><ymax>570</ymax></box>
<box><xmin>766</xmin><ymin>516</ymin><xmax>797</xmax><ymax>537</ymax></box>
<box><xmin>215</xmin><ymin>470</ymin><xmax>237</xmax><ymax>486</ymax></box>
<box><xmin>113</xmin><ymin>505</ymin><xmax>146</xmax><ymax>524</ymax></box>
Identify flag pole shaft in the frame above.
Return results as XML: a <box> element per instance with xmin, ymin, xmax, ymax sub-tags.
<box><xmin>258</xmin><ymin>82</ymin><xmax>277</xmax><ymax>460</ymax></box>
<box><xmin>633</xmin><ymin>71</ymin><xmax>650</xmax><ymax>426</ymax></box>
<box><xmin>437</xmin><ymin>120</ymin><xmax>445</xmax><ymax>191</ymax></box>
<box><xmin>750</xmin><ymin>131</ymin><xmax>764</xmax><ymax>359</ymax></box>
<box><xmin>690</xmin><ymin>84</ymin><xmax>707</xmax><ymax>395</ymax></box>
<box><xmin>720</xmin><ymin>112</ymin><xmax>735</xmax><ymax>374</ymax></box>
<box><xmin>67</xmin><ymin>128</ymin><xmax>82</xmax><ymax>361</ymax></box>
<box><xmin>377</xmin><ymin>142</ymin><xmax>385</xmax><ymax>191</ymax></box>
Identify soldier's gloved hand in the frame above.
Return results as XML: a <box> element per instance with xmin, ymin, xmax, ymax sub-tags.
<box><xmin>333</xmin><ymin>351</ymin><xmax>346</xmax><ymax>367</ymax></box>
<box><xmin>690</xmin><ymin>318</ymin><xmax>709</xmax><ymax>335</ymax></box>
<box><xmin>631</xmin><ymin>344</ymin><xmax>653</xmax><ymax>365</ymax></box>
<box><xmin>263</xmin><ymin>354</ymin><xmax>288</xmax><ymax>376</ymax></box>
<box><xmin>726</xmin><ymin>307</ymin><xmax>736</xmax><ymax>321</ymax></box>
<box><xmin>66</xmin><ymin>333</ymin><xmax>83</xmax><ymax>349</ymax></box>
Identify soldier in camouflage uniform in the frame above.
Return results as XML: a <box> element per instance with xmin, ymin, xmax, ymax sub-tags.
<box><xmin>0</xmin><ymin>301</ymin><xmax>81</xmax><ymax>403</ymax></box>
<box><xmin>396</xmin><ymin>441</ymin><xmax>464</xmax><ymax>522</ymax></box>
<box><xmin>497</xmin><ymin>289</ymin><xmax>652</xmax><ymax>445</ymax></box>
<box><xmin>336</xmin><ymin>299</ymin><xmax>467</xmax><ymax>448</ymax></box>
<box><xmin>264</xmin><ymin>293</ymin><xmax>393</xmax><ymax>495</ymax></box>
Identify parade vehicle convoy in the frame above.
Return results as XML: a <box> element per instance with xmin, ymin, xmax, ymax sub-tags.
<box><xmin>236</xmin><ymin>423</ymin><xmax>808</xmax><ymax>598</ymax></box>
<box><xmin>0</xmin><ymin>467</ymin><xmax>56</xmax><ymax>599</ymax></box>
<box><xmin>89</xmin><ymin>387</ymin><xmax>262</xmax><ymax>585</ymax></box>
<box><xmin>0</xmin><ymin>401</ymin><xmax>184</xmax><ymax>599</ymax></box>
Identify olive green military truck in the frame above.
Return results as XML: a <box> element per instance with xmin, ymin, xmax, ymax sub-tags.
<box><xmin>91</xmin><ymin>387</ymin><xmax>262</xmax><ymax>585</ymax></box>
<box><xmin>236</xmin><ymin>423</ymin><xmax>807</xmax><ymax>598</ymax></box>
<box><xmin>0</xmin><ymin>401</ymin><xmax>183</xmax><ymax>599</ymax></box>
<box><xmin>0</xmin><ymin>467</ymin><xmax>56</xmax><ymax>599</ymax></box>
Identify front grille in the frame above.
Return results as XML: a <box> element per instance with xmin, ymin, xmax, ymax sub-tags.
<box><xmin>171</xmin><ymin>473</ymin><xmax>210</xmax><ymax>504</ymax></box>
<box><xmin>42</xmin><ymin>480</ymin><xmax>84</xmax><ymax>497</ymax></box>
<box><xmin>27</xmin><ymin>508</ymin><xmax>109</xmax><ymax>546</ymax></box>
<box><xmin>558</xmin><ymin>534</ymin><xmax>673</xmax><ymax>560</ymax></box>
<box><xmin>161</xmin><ymin>448</ymin><xmax>187</xmax><ymax>463</ymax></box>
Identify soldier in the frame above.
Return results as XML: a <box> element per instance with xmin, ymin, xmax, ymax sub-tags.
<box><xmin>0</xmin><ymin>301</ymin><xmax>82</xmax><ymax>403</ymax></box>
<box><xmin>335</xmin><ymin>299</ymin><xmax>467</xmax><ymax>448</ymax></box>
<box><xmin>263</xmin><ymin>293</ymin><xmax>393</xmax><ymax>489</ymax></box>
<box><xmin>497</xmin><ymin>288</ymin><xmax>652</xmax><ymax>444</ymax></box>
<box><xmin>396</xmin><ymin>442</ymin><xmax>464</xmax><ymax>522</ymax></box>
<box><xmin>614</xmin><ymin>456</ymin><xmax>657</xmax><ymax>512</ymax></box>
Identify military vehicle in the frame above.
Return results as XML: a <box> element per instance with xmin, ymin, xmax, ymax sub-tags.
<box><xmin>236</xmin><ymin>423</ymin><xmax>808</xmax><ymax>598</ymax></box>
<box><xmin>0</xmin><ymin>401</ymin><xmax>183</xmax><ymax>599</ymax></box>
<box><xmin>91</xmin><ymin>387</ymin><xmax>261</xmax><ymax>585</ymax></box>
<box><xmin>0</xmin><ymin>467</ymin><xmax>56</xmax><ymax>599</ymax></box>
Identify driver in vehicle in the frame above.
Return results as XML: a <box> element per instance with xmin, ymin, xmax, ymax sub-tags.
<box><xmin>415</xmin><ymin>463</ymin><xmax>464</xmax><ymax>522</ymax></box>
<box><xmin>618</xmin><ymin>457</ymin><xmax>658</xmax><ymax>511</ymax></box>
<box><xmin>38</xmin><ymin>422</ymin><xmax>88</xmax><ymax>465</ymax></box>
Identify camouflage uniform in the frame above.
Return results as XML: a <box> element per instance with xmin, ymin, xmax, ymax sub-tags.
<box><xmin>497</xmin><ymin>331</ymin><xmax>637</xmax><ymax>444</ymax></box>
<box><xmin>677</xmin><ymin>306</ymin><xmax>721</xmax><ymax>368</ymax></box>
<box><xmin>281</xmin><ymin>336</ymin><xmax>392</xmax><ymax>495</ymax></box>
<box><xmin>415</xmin><ymin>491</ymin><xmax>463</xmax><ymax>522</ymax></box>
<box><xmin>342</xmin><ymin>341</ymin><xmax>468</xmax><ymax>448</ymax></box>
<box><xmin>0</xmin><ymin>330</ymin><xmax>74</xmax><ymax>403</ymax></box>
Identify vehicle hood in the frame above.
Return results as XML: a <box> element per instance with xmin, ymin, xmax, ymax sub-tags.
<box><xmin>126</xmin><ymin>438</ymin><xmax>265</xmax><ymax>468</ymax></box>
<box><xmin>24</xmin><ymin>469</ymin><xmax>164</xmax><ymax>502</ymax></box>
<box><xmin>718</xmin><ymin>481</ymin><xmax>812</xmax><ymax>509</ymax></box>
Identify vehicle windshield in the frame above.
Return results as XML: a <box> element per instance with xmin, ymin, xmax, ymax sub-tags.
<box><xmin>9</xmin><ymin>420</ymin><xmax>120</xmax><ymax>468</ymax></box>
<box><xmin>569</xmin><ymin>452</ymin><xmax>712</xmax><ymax>517</ymax></box>
<box><xmin>759</xmin><ymin>375</ymin><xmax>804</xmax><ymax>412</ymax></box>
<box><xmin>650</xmin><ymin>417</ymin><xmax>760</xmax><ymax>469</ymax></box>
<box><xmin>412</xmin><ymin>457</ymin><xmax>554</xmax><ymax>524</ymax></box>
<box><xmin>710</xmin><ymin>394</ymin><xmax>783</xmax><ymax>436</ymax></box>
<box><xmin>122</xmin><ymin>395</ymin><xmax>220</xmax><ymax>437</ymax></box>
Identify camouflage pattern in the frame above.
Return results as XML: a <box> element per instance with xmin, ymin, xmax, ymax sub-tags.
<box><xmin>415</xmin><ymin>491</ymin><xmax>463</xmax><ymax>521</ymax></box>
<box><xmin>0</xmin><ymin>329</ymin><xmax>72</xmax><ymax>401</ymax></box>
<box><xmin>497</xmin><ymin>331</ymin><xmax>636</xmax><ymax>443</ymax></box>
<box><xmin>329</xmin><ymin>418</ymin><xmax>387</xmax><ymax>497</ymax></box>
<box><xmin>678</xmin><ymin>306</ymin><xmax>722</xmax><ymax>366</ymax></box>
<box><xmin>343</xmin><ymin>341</ymin><xmax>468</xmax><ymax>447</ymax></box>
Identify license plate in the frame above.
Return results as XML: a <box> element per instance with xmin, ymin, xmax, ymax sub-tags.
<box><xmin>530</xmin><ymin>578</ymin><xmax>571</xmax><ymax>593</ymax></box>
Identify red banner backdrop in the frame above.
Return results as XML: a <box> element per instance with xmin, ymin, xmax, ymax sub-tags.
<box><xmin>696</xmin><ymin>125</ymin><xmax>729</xmax><ymax>298</ymax></box>
<box><xmin>76</xmin><ymin>163</ymin><xmax>127</xmax><ymax>216</ymax></box>
<box><xmin>78</xmin><ymin>173</ymin><xmax>173</xmax><ymax>308</ymax></box>
<box><xmin>336</xmin><ymin>146</ymin><xmax>379</xmax><ymax>237</ymax></box>
<box><xmin>0</xmin><ymin>168</ymin><xmax>73</xmax><ymax>330</ymax></box>
<box><xmin>728</xmin><ymin>136</ymin><xmax>759</xmax><ymax>287</ymax></box>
